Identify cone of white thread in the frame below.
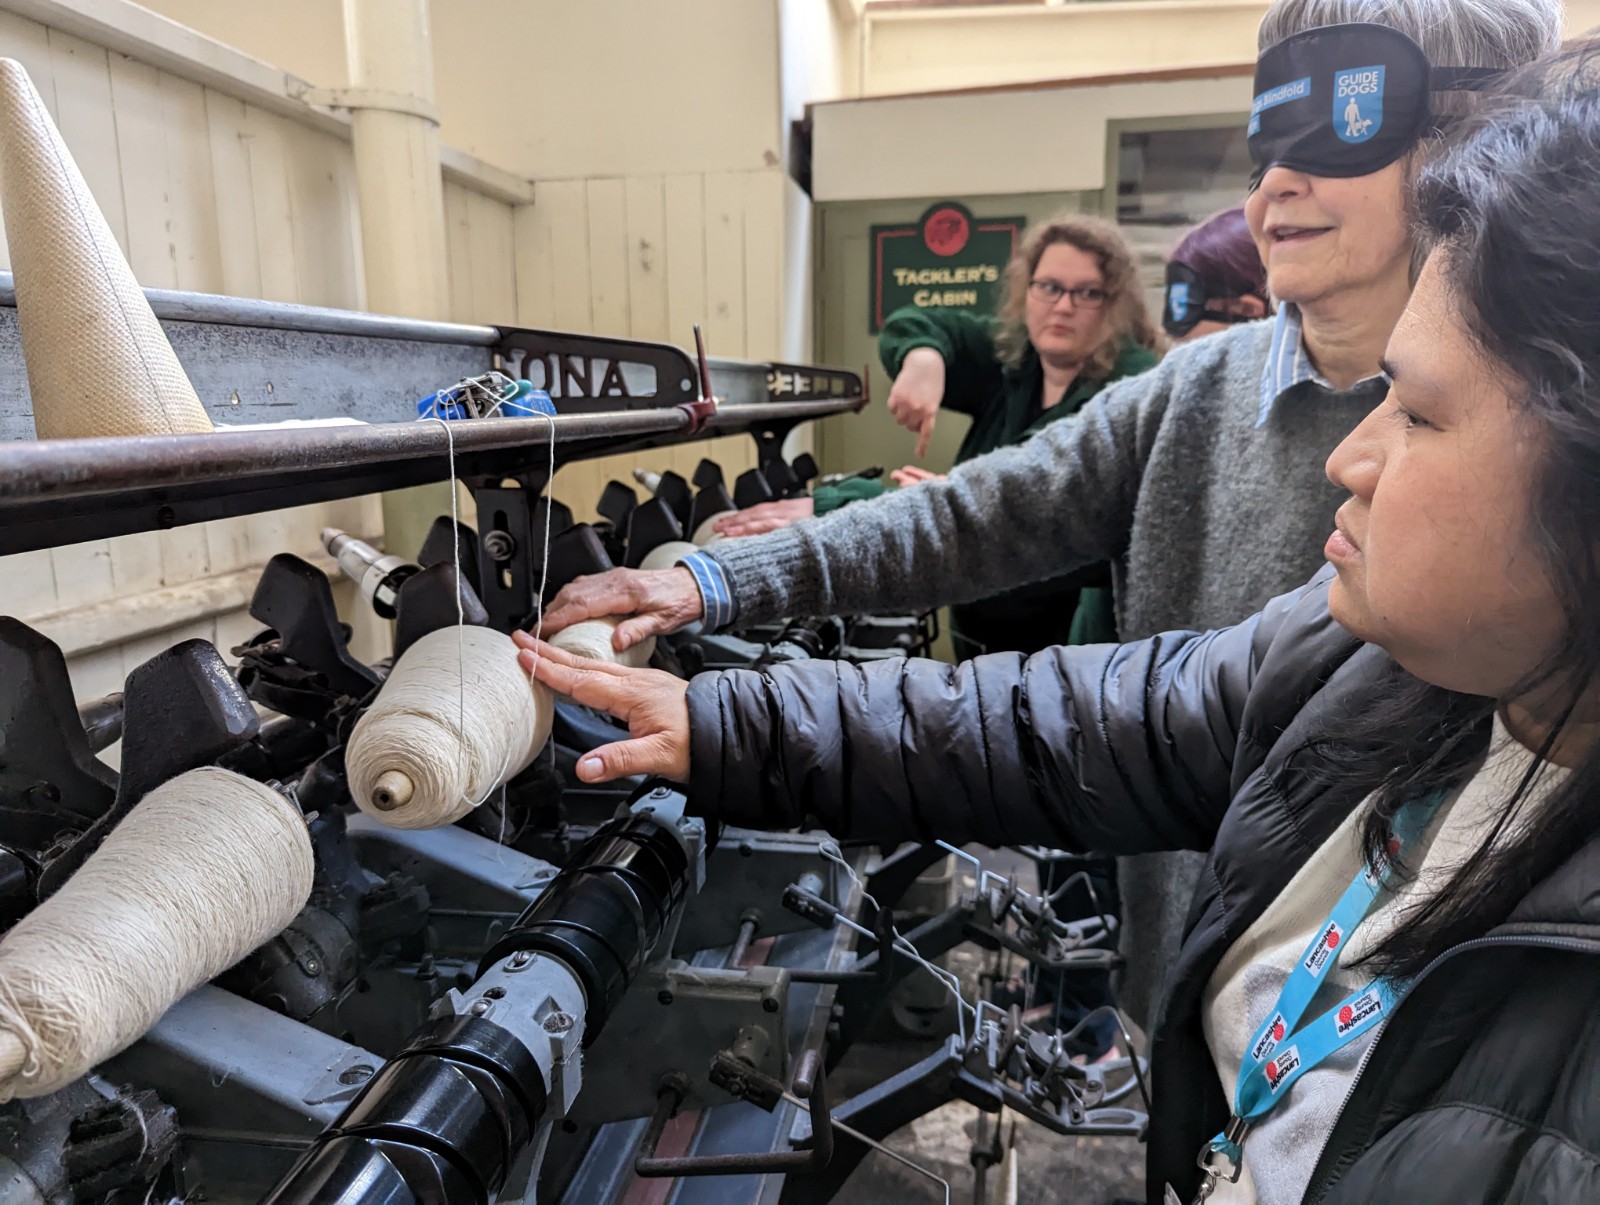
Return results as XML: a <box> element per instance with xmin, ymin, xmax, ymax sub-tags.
<box><xmin>345</xmin><ymin>626</ymin><xmax>554</xmax><ymax>830</ymax></box>
<box><xmin>690</xmin><ymin>516</ymin><xmax>726</xmax><ymax>548</ymax></box>
<box><xmin>0</xmin><ymin>58</ymin><xmax>212</xmax><ymax>439</ymax></box>
<box><xmin>0</xmin><ymin>767</ymin><xmax>313</xmax><ymax>1100</ymax></box>
<box><xmin>550</xmin><ymin>617</ymin><xmax>656</xmax><ymax>669</ymax></box>
<box><xmin>639</xmin><ymin>540</ymin><xmax>700</xmax><ymax>572</ymax></box>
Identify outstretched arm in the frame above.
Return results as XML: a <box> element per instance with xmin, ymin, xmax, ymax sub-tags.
<box><xmin>708</xmin><ymin>355</ymin><xmax>1176</xmax><ymax>626</ymax></box>
<box><xmin>518</xmin><ymin>573</ymin><xmax>1347</xmax><ymax>854</ymax></box>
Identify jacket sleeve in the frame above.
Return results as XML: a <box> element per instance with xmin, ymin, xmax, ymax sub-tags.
<box><xmin>706</xmin><ymin>340</ymin><xmax>1196</xmax><ymax>626</ymax></box>
<box><xmin>686</xmin><ymin>575</ymin><xmax>1333</xmax><ymax>853</ymax></box>
<box><xmin>877</xmin><ymin>306</ymin><xmax>1001</xmax><ymax>419</ymax></box>
<box><xmin>811</xmin><ymin>476</ymin><xmax>888</xmax><ymax>516</ymax></box>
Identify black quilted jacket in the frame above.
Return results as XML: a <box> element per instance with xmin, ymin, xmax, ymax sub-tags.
<box><xmin>685</xmin><ymin>572</ymin><xmax>1600</xmax><ymax>1204</ymax></box>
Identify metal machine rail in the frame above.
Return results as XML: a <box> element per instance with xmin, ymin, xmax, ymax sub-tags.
<box><xmin>0</xmin><ymin>273</ymin><xmax>866</xmax><ymax>555</ymax></box>
<box><xmin>0</xmin><ymin>398</ymin><xmax>861</xmax><ymax>556</ymax></box>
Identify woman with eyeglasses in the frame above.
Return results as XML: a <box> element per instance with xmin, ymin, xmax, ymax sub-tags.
<box><xmin>712</xmin><ymin>214</ymin><xmax>1162</xmax><ymax>660</ymax></box>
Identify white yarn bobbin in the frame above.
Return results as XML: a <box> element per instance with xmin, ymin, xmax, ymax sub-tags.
<box><xmin>345</xmin><ymin>625</ymin><xmax>553</xmax><ymax>830</ymax></box>
<box><xmin>0</xmin><ymin>767</ymin><xmax>312</xmax><ymax>1101</ymax></box>
<box><xmin>0</xmin><ymin>59</ymin><xmax>212</xmax><ymax>439</ymax></box>
<box><xmin>690</xmin><ymin>516</ymin><xmax>726</xmax><ymax>547</ymax></box>
<box><xmin>639</xmin><ymin>540</ymin><xmax>700</xmax><ymax>572</ymax></box>
<box><xmin>550</xmin><ymin>618</ymin><xmax>656</xmax><ymax>669</ymax></box>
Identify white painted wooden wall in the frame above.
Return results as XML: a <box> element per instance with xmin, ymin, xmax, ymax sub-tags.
<box><xmin>517</xmin><ymin>173</ymin><xmax>780</xmax><ymax>521</ymax></box>
<box><xmin>0</xmin><ymin>10</ymin><xmax>446</xmax><ymax>725</ymax></box>
<box><xmin>0</xmin><ymin>3</ymin><xmax>792</xmax><ymax>745</ymax></box>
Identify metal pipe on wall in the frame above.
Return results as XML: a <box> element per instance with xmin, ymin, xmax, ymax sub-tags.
<box><xmin>341</xmin><ymin>0</ymin><xmax>457</xmax><ymax>567</ymax></box>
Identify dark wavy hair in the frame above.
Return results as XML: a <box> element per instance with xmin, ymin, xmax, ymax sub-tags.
<box><xmin>1170</xmin><ymin>207</ymin><xmax>1267</xmax><ymax>303</ymax></box>
<box><xmin>1323</xmin><ymin>43</ymin><xmax>1600</xmax><ymax>980</ymax></box>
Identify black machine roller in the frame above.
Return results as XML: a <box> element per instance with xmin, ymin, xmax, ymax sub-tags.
<box><xmin>265</xmin><ymin>810</ymin><xmax>694</xmax><ymax>1204</ymax></box>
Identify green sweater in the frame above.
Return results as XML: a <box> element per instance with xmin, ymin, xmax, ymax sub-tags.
<box><xmin>816</xmin><ymin>306</ymin><xmax>1158</xmax><ymax>653</ymax></box>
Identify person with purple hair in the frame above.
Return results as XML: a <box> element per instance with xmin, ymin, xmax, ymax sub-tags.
<box><xmin>1162</xmin><ymin>206</ymin><xmax>1272</xmax><ymax>343</ymax></box>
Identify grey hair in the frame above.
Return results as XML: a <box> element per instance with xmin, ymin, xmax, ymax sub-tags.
<box><xmin>1259</xmin><ymin>0</ymin><xmax>1564</xmax><ymax>117</ymax></box>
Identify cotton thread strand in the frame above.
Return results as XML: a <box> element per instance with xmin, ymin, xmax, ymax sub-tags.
<box><xmin>819</xmin><ymin>840</ymin><xmax>974</xmax><ymax>1043</ymax></box>
<box><xmin>354</xmin><ymin>399</ymin><xmax>560</xmax><ymax>831</ymax></box>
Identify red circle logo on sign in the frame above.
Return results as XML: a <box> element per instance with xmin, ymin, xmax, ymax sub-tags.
<box><xmin>923</xmin><ymin>207</ymin><xmax>971</xmax><ymax>257</ymax></box>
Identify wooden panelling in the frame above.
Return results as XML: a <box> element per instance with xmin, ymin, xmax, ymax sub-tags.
<box><xmin>444</xmin><ymin>182</ymin><xmax>517</xmax><ymax>325</ymax></box>
<box><xmin>516</xmin><ymin>169</ymin><xmax>782</xmax><ymax>522</ymax></box>
<box><xmin>0</xmin><ymin>7</ymin><xmax>506</xmax><ymax>708</ymax></box>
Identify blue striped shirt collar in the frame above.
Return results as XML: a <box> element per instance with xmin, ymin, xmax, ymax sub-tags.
<box><xmin>1257</xmin><ymin>303</ymin><xmax>1384</xmax><ymax>426</ymax></box>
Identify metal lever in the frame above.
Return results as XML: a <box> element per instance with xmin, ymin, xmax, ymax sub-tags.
<box><xmin>633</xmin><ymin>1049</ymin><xmax>834</xmax><ymax>1177</ymax></box>
<box><xmin>675</xmin><ymin>324</ymin><xmax>718</xmax><ymax>436</ymax></box>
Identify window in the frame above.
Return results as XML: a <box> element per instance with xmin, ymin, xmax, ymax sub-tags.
<box><xmin>1115</xmin><ymin>124</ymin><xmax>1254</xmax><ymax>313</ymax></box>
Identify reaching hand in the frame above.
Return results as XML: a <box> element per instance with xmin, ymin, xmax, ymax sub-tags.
<box><xmin>539</xmin><ymin>567</ymin><xmax>704</xmax><ymax>650</ymax></box>
<box><xmin>514</xmin><ymin>635</ymin><xmax>691</xmax><ymax>782</ymax></box>
<box><xmin>889</xmin><ymin>464</ymin><xmax>947</xmax><ymax>488</ymax></box>
<box><xmin>886</xmin><ymin>347</ymin><xmax>945</xmax><ymax>460</ymax></box>
<box><xmin>712</xmin><ymin>498</ymin><xmax>815</xmax><ymax>538</ymax></box>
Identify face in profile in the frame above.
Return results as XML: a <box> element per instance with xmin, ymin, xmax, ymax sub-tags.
<box><xmin>1025</xmin><ymin>243</ymin><xmax>1111</xmax><ymax>364</ymax></box>
<box><xmin>1323</xmin><ymin>252</ymin><xmax>1566</xmax><ymax>699</ymax></box>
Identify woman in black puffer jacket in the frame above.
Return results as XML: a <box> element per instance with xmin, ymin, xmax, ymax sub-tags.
<box><xmin>517</xmin><ymin>49</ymin><xmax>1600</xmax><ymax>1205</ymax></box>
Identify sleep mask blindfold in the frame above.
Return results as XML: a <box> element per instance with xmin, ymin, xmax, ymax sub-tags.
<box><xmin>1162</xmin><ymin>263</ymin><xmax>1256</xmax><ymax>337</ymax></box>
<box><xmin>1249</xmin><ymin>23</ymin><xmax>1501</xmax><ymax>185</ymax></box>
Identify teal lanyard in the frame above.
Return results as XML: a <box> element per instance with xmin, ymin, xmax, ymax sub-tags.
<box><xmin>1197</xmin><ymin>791</ymin><xmax>1447</xmax><ymax>1191</ymax></box>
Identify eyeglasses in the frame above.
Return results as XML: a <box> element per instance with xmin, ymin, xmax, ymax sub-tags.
<box><xmin>1027</xmin><ymin>279</ymin><xmax>1110</xmax><ymax>309</ymax></box>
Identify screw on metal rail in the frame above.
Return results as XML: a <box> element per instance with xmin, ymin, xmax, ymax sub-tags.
<box><xmin>543</xmin><ymin>1011</ymin><xmax>575</xmax><ymax>1034</ymax></box>
<box><xmin>484</xmin><ymin>530</ymin><xmax>517</xmax><ymax>562</ymax></box>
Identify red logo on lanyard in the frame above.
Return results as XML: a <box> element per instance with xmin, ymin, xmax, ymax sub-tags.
<box><xmin>1264</xmin><ymin>1046</ymin><xmax>1301</xmax><ymax>1092</ymax></box>
<box><xmin>1251</xmin><ymin>1013</ymin><xmax>1287</xmax><ymax>1062</ymax></box>
<box><xmin>1303</xmin><ymin>922</ymin><xmax>1344</xmax><ymax>976</ymax></box>
<box><xmin>1335</xmin><ymin>989</ymin><xmax>1385</xmax><ymax>1037</ymax></box>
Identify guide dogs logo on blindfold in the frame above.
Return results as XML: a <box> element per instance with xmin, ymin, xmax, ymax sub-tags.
<box><xmin>1167</xmin><ymin>281</ymin><xmax>1192</xmax><ymax>321</ymax></box>
<box><xmin>1335</xmin><ymin>65</ymin><xmax>1385</xmax><ymax>143</ymax></box>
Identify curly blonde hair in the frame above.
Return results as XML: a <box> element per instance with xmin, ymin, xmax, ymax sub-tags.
<box><xmin>993</xmin><ymin>212</ymin><xmax>1161</xmax><ymax>377</ymax></box>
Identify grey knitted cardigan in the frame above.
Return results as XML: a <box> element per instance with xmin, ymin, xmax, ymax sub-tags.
<box><xmin>707</xmin><ymin>318</ymin><xmax>1386</xmax><ymax>1025</ymax></box>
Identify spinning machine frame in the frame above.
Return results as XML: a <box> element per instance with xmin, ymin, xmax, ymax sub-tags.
<box><xmin>0</xmin><ymin>281</ymin><xmax>1146</xmax><ymax>1205</ymax></box>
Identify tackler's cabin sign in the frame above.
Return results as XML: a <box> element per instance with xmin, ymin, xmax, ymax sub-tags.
<box><xmin>869</xmin><ymin>202</ymin><xmax>1024</xmax><ymax>333</ymax></box>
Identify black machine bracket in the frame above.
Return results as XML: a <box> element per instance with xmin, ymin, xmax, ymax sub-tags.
<box><xmin>36</xmin><ymin>638</ymin><xmax>262</xmax><ymax>898</ymax></box>
<box><xmin>493</xmin><ymin>327</ymin><xmax>701</xmax><ymax>414</ymax></box>
<box><xmin>392</xmin><ymin>563</ymin><xmax>490</xmax><ymax>659</ymax></box>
